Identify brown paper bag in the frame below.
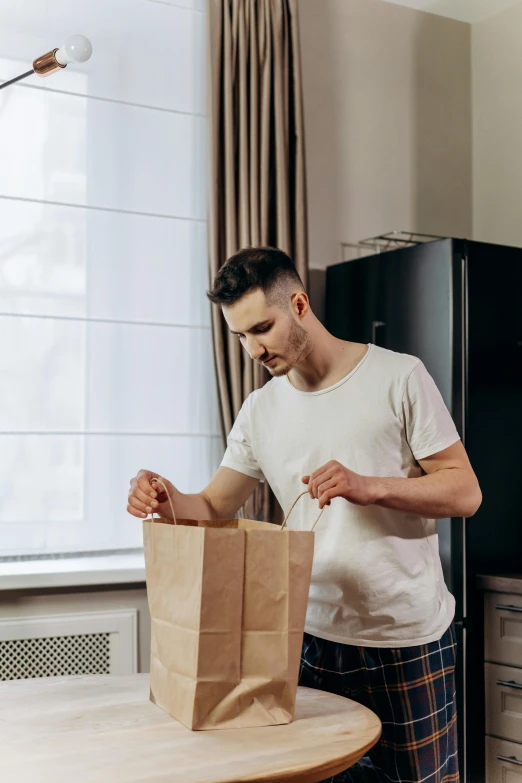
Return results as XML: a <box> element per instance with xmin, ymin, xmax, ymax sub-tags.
<box><xmin>143</xmin><ymin>487</ymin><xmax>321</xmax><ymax>730</ymax></box>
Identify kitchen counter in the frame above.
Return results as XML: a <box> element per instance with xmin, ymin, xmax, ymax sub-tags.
<box><xmin>477</xmin><ymin>574</ymin><xmax>522</xmax><ymax>594</ymax></box>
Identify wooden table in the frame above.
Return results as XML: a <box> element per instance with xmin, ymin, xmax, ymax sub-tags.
<box><xmin>0</xmin><ymin>674</ymin><xmax>381</xmax><ymax>783</ymax></box>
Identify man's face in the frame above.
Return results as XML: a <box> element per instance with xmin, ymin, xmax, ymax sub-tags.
<box><xmin>222</xmin><ymin>288</ymin><xmax>310</xmax><ymax>377</ymax></box>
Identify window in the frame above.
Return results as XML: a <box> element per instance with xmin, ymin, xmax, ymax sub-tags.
<box><xmin>0</xmin><ymin>0</ymin><xmax>221</xmax><ymax>557</ymax></box>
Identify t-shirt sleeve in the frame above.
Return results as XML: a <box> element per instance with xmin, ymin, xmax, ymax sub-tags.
<box><xmin>220</xmin><ymin>394</ymin><xmax>265</xmax><ymax>481</ymax></box>
<box><xmin>402</xmin><ymin>361</ymin><xmax>461</xmax><ymax>461</ymax></box>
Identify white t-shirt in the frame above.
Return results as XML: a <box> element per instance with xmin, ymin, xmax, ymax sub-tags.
<box><xmin>221</xmin><ymin>344</ymin><xmax>460</xmax><ymax>648</ymax></box>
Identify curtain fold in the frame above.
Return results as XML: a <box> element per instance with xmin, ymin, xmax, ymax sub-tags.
<box><xmin>207</xmin><ymin>0</ymin><xmax>308</xmax><ymax>521</ymax></box>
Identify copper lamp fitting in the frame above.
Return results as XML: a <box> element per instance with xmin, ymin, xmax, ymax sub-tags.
<box><xmin>32</xmin><ymin>49</ymin><xmax>66</xmax><ymax>77</ymax></box>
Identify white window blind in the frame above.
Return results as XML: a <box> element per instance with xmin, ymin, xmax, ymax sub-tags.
<box><xmin>0</xmin><ymin>0</ymin><xmax>222</xmax><ymax>557</ymax></box>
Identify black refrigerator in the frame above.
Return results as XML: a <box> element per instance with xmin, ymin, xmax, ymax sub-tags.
<box><xmin>326</xmin><ymin>237</ymin><xmax>522</xmax><ymax>783</ymax></box>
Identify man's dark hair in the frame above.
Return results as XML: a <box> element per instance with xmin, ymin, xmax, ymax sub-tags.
<box><xmin>207</xmin><ymin>246</ymin><xmax>305</xmax><ymax>307</ymax></box>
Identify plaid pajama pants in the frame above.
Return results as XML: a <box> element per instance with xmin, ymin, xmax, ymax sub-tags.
<box><xmin>299</xmin><ymin>624</ymin><xmax>459</xmax><ymax>783</ymax></box>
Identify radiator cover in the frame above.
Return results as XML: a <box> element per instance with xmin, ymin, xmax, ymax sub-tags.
<box><xmin>0</xmin><ymin>610</ymin><xmax>137</xmax><ymax>680</ymax></box>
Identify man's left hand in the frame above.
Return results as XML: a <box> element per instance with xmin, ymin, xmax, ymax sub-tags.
<box><xmin>302</xmin><ymin>461</ymin><xmax>375</xmax><ymax>509</ymax></box>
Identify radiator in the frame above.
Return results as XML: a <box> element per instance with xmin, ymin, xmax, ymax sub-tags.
<box><xmin>0</xmin><ymin>610</ymin><xmax>138</xmax><ymax>680</ymax></box>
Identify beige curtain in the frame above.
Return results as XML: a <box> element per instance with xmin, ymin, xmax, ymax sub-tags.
<box><xmin>207</xmin><ymin>0</ymin><xmax>309</xmax><ymax>522</ymax></box>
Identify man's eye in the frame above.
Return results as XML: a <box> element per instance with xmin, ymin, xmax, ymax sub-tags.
<box><xmin>257</xmin><ymin>326</ymin><xmax>270</xmax><ymax>333</ymax></box>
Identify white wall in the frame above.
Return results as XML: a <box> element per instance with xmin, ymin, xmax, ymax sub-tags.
<box><xmin>298</xmin><ymin>0</ymin><xmax>472</xmax><ymax>270</ymax></box>
<box><xmin>472</xmin><ymin>1</ymin><xmax>522</xmax><ymax>246</ymax></box>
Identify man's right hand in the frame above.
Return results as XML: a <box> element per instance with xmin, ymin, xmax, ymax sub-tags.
<box><xmin>127</xmin><ymin>469</ymin><xmax>176</xmax><ymax>519</ymax></box>
<box><xmin>127</xmin><ymin>466</ymin><xmax>259</xmax><ymax>523</ymax></box>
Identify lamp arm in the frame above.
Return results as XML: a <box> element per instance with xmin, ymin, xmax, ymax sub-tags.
<box><xmin>0</xmin><ymin>70</ymin><xmax>35</xmax><ymax>91</ymax></box>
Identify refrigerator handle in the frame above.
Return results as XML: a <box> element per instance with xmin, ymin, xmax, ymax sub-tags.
<box><xmin>372</xmin><ymin>321</ymin><xmax>385</xmax><ymax>345</ymax></box>
<box><xmin>496</xmin><ymin>604</ymin><xmax>522</xmax><ymax>613</ymax></box>
<box><xmin>496</xmin><ymin>679</ymin><xmax>522</xmax><ymax>690</ymax></box>
<box><xmin>497</xmin><ymin>756</ymin><xmax>522</xmax><ymax>768</ymax></box>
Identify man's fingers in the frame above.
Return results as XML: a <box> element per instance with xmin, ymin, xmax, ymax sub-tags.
<box><xmin>310</xmin><ymin>469</ymin><xmax>335</xmax><ymax>499</ymax></box>
<box><xmin>137</xmin><ymin>476</ymin><xmax>157</xmax><ymax>498</ymax></box>
<box><xmin>150</xmin><ymin>476</ymin><xmax>172</xmax><ymax>501</ymax></box>
<box><xmin>316</xmin><ymin>479</ymin><xmax>337</xmax><ymax>507</ymax></box>
<box><xmin>130</xmin><ymin>485</ymin><xmax>155</xmax><ymax>505</ymax></box>
<box><xmin>307</xmin><ymin>472</ymin><xmax>320</xmax><ymax>497</ymax></box>
<box><xmin>127</xmin><ymin>470</ymin><xmax>168</xmax><ymax>519</ymax></box>
<box><xmin>128</xmin><ymin>495</ymin><xmax>152</xmax><ymax>517</ymax></box>
<box><xmin>318</xmin><ymin>490</ymin><xmax>334</xmax><ymax>509</ymax></box>
<box><xmin>317</xmin><ymin>477</ymin><xmax>336</xmax><ymax>496</ymax></box>
<box><xmin>127</xmin><ymin>502</ymin><xmax>148</xmax><ymax>519</ymax></box>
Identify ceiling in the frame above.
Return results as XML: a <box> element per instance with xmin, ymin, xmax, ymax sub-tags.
<box><xmin>380</xmin><ymin>0</ymin><xmax>522</xmax><ymax>24</ymax></box>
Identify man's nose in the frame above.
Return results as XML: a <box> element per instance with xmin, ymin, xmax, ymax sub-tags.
<box><xmin>246</xmin><ymin>336</ymin><xmax>265</xmax><ymax>360</ymax></box>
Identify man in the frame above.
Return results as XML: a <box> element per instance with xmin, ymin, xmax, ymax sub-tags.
<box><xmin>127</xmin><ymin>247</ymin><xmax>481</xmax><ymax>783</ymax></box>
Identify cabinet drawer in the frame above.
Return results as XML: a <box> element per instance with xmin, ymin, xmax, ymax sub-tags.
<box><xmin>486</xmin><ymin>736</ymin><xmax>522</xmax><ymax>783</ymax></box>
<box><xmin>486</xmin><ymin>663</ymin><xmax>522</xmax><ymax>743</ymax></box>
<box><xmin>485</xmin><ymin>593</ymin><xmax>522</xmax><ymax>667</ymax></box>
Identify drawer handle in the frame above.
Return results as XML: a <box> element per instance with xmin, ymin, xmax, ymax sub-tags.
<box><xmin>496</xmin><ymin>604</ymin><xmax>522</xmax><ymax>613</ymax></box>
<box><xmin>498</xmin><ymin>755</ymin><xmax>522</xmax><ymax>767</ymax></box>
<box><xmin>496</xmin><ymin>679</ymin><xmax>522</xmax><ymax>690</ymax></box>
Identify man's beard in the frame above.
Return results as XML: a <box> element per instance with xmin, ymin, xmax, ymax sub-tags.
<box><xmin>267</xmin><ymin>319</ymin><xmax>312</xmax><ymax>377</ymax></box>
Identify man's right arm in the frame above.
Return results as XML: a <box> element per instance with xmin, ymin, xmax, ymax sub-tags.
<box><xmin>127</xmin><ymin>466</ymin><xmax>259</xmax><ymax>521</ymax></box>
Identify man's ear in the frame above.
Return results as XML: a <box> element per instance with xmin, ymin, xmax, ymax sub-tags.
<box><xmin>291</xmin><ymin>291</ymin><xmax>310</xmax><ymax>319</ymax></box>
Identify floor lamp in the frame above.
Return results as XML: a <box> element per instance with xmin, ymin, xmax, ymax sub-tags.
<box><xmin>0</xmin><ymin>34</ymin><xmax>92</xmax><ymax>91</ymax></box>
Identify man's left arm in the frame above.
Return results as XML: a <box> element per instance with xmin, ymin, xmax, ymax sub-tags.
<box><xmin>303</xmin><ymin>441</ymin><xmax>482</xmax><ymax>518</ymax></box>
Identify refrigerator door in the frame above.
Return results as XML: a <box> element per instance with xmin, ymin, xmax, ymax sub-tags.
<box><xmin>465</xmin><ymin>239</ymin><xmax>522</xmax><ymax>576</ymax></box>
<box><xmin>326</xmin><ymin>240</ymin><xmax>455</xmax><ymax>403</ymax></box>
<box><xmin>463</xmin><ymin>239</ymin><xmax>522</xmax><ymax>783</ymax></box>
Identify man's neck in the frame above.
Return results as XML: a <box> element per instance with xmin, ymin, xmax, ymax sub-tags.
<box><xmin>288</xmin><ymin>328</ymin><xmax>368</xmax><ymax>393</ymax></box>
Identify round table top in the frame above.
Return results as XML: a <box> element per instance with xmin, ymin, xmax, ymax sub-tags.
<box><xmin>0</xmin><ymin>674</ymin><xmax>381</xmax><ymax>783</ymax></box>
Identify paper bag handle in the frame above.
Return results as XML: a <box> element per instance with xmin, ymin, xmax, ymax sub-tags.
<box><xmin>147</xmin><ymin>482</ymin><xmax>323</xmax><ymax>531</ymax></box>
<box><xmin>149</xmin><ymin>477</ymin><xmax>177</xmax><ymax>525</ymax></box>
<box><xmin>280</xmin><ymin>491</ymin><xmax>325</xmax><ymax>532</ymax></box>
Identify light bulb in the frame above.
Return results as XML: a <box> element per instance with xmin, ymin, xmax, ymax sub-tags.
<box><xmin>55</xmin><ymin>35</ymin><xmax>93</xmax><ymax>66</ymax></box>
